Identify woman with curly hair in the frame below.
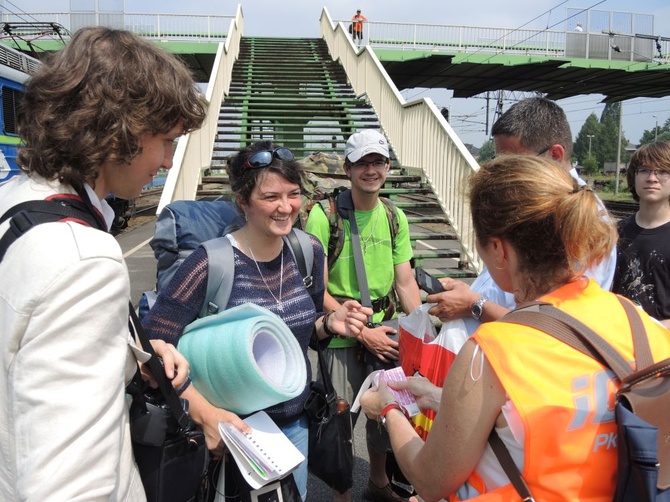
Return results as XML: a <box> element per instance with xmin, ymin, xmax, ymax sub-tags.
<box><xmin>0</xmin><ymin>26</ymin><xmax>206</xmax><ymax>500</ymax></box>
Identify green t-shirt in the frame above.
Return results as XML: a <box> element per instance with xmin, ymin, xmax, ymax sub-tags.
<box><xmin>305</xmin><ymin>199</ymin><xmax>414</xmax><ymax>348</ymax></box>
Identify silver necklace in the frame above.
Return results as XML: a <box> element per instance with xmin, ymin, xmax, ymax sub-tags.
<box><xmin>244</xmin><ymin>229</ymin><xmax>284</xmax><ymax>306</ymax></box>
<box><xmin>361</xmin><ymin>205</ymin><xmax>380</xmax><ymax>252</ymax></box>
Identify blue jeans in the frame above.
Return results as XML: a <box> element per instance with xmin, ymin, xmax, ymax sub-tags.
<box><xmin>279</xmin><ymin>414</ymin><xmax>309</xmax><ymax>501</ymax></box>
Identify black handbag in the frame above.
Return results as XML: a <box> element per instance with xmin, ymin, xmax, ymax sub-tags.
<box><xmin>127</xmin><ymin>305</ymin><xmax>209</xmax><ymax>502</ymax></box>
<box><xmin>304</xmin><ymin>340</ymin><xmax>354</xmax><ymax>494</ymax></box>
<box><xmin>221</xmin><ymin>457</ymin><xmax>301</xmax><ymax>502</ymax></box>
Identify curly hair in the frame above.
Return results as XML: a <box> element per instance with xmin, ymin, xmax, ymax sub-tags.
<box><xmin>626</xmin><ymin>141</ymin><xmax>670</xmax><ymax>202</ymax></box>
<box><xmin>226</xmin><ymin>141</ymin><xmax>304</xmax><ymax>206</ymax></box>
<box><xmin>17</xmin><ymin>26</ymin><xmax>207</xmax><ymax>190</ymax></box>
<box><xmin>469</xmin><ymin>155</ymin><xmax>616</xmax><ymax>296</ymax></box>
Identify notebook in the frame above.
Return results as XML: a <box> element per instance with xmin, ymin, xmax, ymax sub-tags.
<box><xmin>218</xmin><ymin>410</ymin><xmax>305</xmax><ymax>489</ymax></box>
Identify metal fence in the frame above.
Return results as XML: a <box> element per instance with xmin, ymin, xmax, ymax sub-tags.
<box><xmin>336</xmin><ymin>18</ymin><xmax>670</xmax><ymax>63</ymax></box>
<box><xmin>2</xmin><ymin>12</ymin><xmax>231</xmax><ymax>41</ymax></box>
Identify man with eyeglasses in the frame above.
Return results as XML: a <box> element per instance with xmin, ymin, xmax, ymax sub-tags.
<box><xmin>612</xmin><ymin>141</ymin><xmax>670</xmax><ymax>327</ymax></box>
<box><xmin>425</xmin><ymin>97</ymin><xmax>617</xmax><ymax>334</ymax></box>
<box><xmin>305</xmin><ymin>129</ymin><xmax>421</xmax><ymax>502</ymax></box>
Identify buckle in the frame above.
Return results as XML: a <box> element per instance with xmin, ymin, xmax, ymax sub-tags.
<box><xmin>370</xmin><ymin>295</ymin><xmax>390</xmax><ymax>313</ymax></box>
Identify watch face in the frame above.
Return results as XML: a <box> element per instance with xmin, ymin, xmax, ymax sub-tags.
<box><xmin>472</xmin><ymin>304</ymin><xmax>482</xmax><ymax>317</ymax></box>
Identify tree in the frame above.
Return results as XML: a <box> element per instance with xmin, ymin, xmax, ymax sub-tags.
<box><xmin>598</xmin><ymin>102</ymin><xmax>629</xmax><ymax>166</ymax></box>
<box><xmin>581</xmin><ymin>154</ymin><xmax>600</xmax><ymax>175</ymax></box>
<box><xmin>478</xmin><ymin>139</ymin><xmax>495</xmax><ymax>162</ymax></box>
<box><xmin>639</xmin><ymin>117</ymin><xmax>670</xmax><ymax>145</ymax></box>
<box><xmin>574</xmin><ymin>113</ymin><xmax>601</xmax><ymax>164</ymax></box>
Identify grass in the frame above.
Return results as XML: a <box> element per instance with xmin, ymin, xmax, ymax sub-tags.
<box><xmin>582</xmin><ymin>173</ymin><xmax>634</xmax><ymax>203</ymax></box>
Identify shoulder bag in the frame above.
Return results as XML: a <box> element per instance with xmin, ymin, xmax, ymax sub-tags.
<box><xmin>304</xmin><ymin>338</ymin><xmax>354</xmax><ymax>494</ymax></box>
<box><xmin>128</xmin><ymin>305</ymin><xmax>209</xmax><ymax>502</ymax></box>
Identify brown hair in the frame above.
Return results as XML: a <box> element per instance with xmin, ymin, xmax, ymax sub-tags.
<box><xmin>626</xmin><ymin>141</ymin><xmax>670</xmax><ymax>202</ymax></box>
<box><xmin>17</xmin><ymin>26</ymin><xmax>207</xmax><ymax>190</ymax></box>
<box><xmin>226</xmin><ymin>141</ymin><xmax>304</xmax><ymax>206</ymax></box>
<box><xmin>469</xmin><ymin>155</ymin><xmax>616</xmax><ymax>295</ymax></box>
<box><xmin>491</xmin><ymin>97</ymin><xmax>573</xmax><ymax>158</ymax></box>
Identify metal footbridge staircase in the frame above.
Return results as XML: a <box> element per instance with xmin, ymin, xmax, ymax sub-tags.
<box><xmin>198</xmin><ymin>36</ymin><xmax>476</xmax><ymax>281</ymax></box>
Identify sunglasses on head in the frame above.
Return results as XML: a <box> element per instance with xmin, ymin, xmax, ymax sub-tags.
<box><xmin>243</xmin><ymin>147</ymin><xmax>294</xmax><ymax>170</ymax></box>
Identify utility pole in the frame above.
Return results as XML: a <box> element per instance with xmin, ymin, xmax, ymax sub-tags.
<box><xmin>587</xmin><ymin>134</ymin><xmax>595</xmax><ymax>156</ymax></box>
<box><xmin>654</xmin><ymin>115</ymin><xmax>659</xmax><ymax>142</ymax></box>
<box><xmin>615</xmin><ymin>102</ymin><xmax>623</xmax><ymax>195</ymax></box>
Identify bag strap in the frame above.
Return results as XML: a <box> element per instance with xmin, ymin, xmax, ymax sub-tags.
<box><xmin>504</xmin><ymin>295</ymin><xmax>650</xmax><ymax>381</ymax></box>
<box><xmin>0</xmin><ymin>196</ymin><xmax>105</xmax><ymax>262</ymax></box>
<box><xmin>200</xmin><ymin>228</ymin><xmax>315</xmax><ymax>318</ymax></box>
<box><xmin>339</xmin><ymin>190</ymin><xmax>374</xmax><ymax>324</ymax></box>
<box><xmin>314</xmin><ymin>337</ymin><xmax>337</xmax><ymax>399</ymax></box>
<box><xmin>488</xmin><ymin>430</ymin><xmax>535</xmax><ymax>502</ymax></box>
<box><xmin>128</xmin><ymin>302</ymin><xmax>190</xmax><ymax>430</ymax></box>
<box><xmin>201</xmin><ymin>237</ymin><xmax>235</xmax><ymax>317</ymax></box>
<box><xmin>284</xmin><ymin>228</ymin><xmax>314</xmax><ymax>290</ymax></box>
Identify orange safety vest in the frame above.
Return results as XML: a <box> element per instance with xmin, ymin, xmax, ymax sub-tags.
<box><xmin>453</xmin><ymin>279</ymin><xmax>670</xmax><ymax>501</ymax></box>
<box><xmin>352</xmin><ymin>14</ymin><xmax>367</xmax><ymax>32</ymax></box>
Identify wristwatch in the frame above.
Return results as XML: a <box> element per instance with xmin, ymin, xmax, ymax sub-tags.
<box><xmin>379</xmin><ymin>402</ymin><xmax>405</xmax><ymax>429</ymax></box>
<box><xmin>471</xmin><ymin>296</ymin><xmax>488</xmax><ymax>321</ymax></box>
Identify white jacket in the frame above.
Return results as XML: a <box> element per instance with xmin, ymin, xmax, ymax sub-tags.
<box><xmin>0</xmin><ymin>175</ymin><xmax>146</xmax><ymax>501</ymax></box>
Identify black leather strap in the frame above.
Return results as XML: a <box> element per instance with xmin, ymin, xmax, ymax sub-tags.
<box><xmin>488</xmin><ymin>430</ymin><xmax>535</xmax><ymax>501</ymax></box>
<box><xmin>128</xmin><ymin>303</ymin><xmax>190</xmax><ymax>430</ymax></box>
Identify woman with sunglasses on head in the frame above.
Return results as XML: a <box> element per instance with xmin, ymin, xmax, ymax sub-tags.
<box><xmin>142</xmin><ymin>141</ymin><xmax>370</xmax><ymax>500</ymax></box>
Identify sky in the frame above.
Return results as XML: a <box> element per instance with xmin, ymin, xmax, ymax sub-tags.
<box><xmin>8</xmin><ymin>0</ymin><xmax>670</xmax><ymax>148</ymax></box>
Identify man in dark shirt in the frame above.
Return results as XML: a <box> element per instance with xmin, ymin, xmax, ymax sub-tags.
<box><xmin>613</xmin><ymin>141</ymin><xmax>670</xmax><ymax>327</ymax></box>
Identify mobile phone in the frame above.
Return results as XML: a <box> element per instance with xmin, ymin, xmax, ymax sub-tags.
<box><xmin>415</xmin><ymin>267</ymin><xmax>443</xmax><ymax>295</ymax></box>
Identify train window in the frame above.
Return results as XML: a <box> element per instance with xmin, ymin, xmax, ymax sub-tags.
<box><xmin>2</xmin><ymin>86</ymin><xmax>23</xmax><ymax>136</ymax></box>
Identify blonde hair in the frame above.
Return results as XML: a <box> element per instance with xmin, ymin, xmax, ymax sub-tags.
<box><xmin>469</xmin><ymin>155</ymin><xmax>616</xmax><ymax>294</ymax></box>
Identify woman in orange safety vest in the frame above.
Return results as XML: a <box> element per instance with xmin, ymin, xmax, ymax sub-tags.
<box><xmin>360</xmin><ymin>155</ymin><xmax>670</xmax><ymax>501</ymax></box>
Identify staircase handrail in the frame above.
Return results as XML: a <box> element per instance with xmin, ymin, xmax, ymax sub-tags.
<box><xmin>320</xmin><ymin>7</ymin><xmax>482</xmax><ymax>274</ymax></box>
<box><xmin>158</xmin><ymin>4</ymin><xmax>243</xmax><ymax>213</ymax></box>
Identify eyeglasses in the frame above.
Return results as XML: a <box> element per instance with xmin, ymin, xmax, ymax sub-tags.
<box><xmin>536</xmin><ymin>145</ymin><xmax>552</xmax><ymax>156</ymax></box>
<box><xmin>243</xmin><ymin>147</ymin><xmax>294</xmax><ymax>170</ymax></box>
<box><xmin>352</xmin><ymin>159</ymin><xmax>387</xmax><ymax>169</ymax></box>
<box><xmin>635</xmin><ymin>168</ymin><xmax>670</xmax><ymax>181</ymax></box>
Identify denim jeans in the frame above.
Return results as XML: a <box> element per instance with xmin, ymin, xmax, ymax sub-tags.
<box><xmin>279</xmin><ymin>414</ymin><xmax>309</xmax><ymax>501</ymax></box>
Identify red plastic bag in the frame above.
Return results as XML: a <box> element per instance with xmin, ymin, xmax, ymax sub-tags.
<box><xmin>398</xmin><ymin>304</ymin><xmax>437</xmax><ymax>377</ymax></box>
<box><xmin>399</xmin><ymin>310</ymin><xmax>469</xmax><ymax>440</ymax></box>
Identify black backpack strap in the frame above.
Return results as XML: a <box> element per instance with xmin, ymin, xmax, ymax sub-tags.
<box><xmin>0</xmin><ymin>197</ymin><xmax>103</xmax><ymax>262</ymax></box>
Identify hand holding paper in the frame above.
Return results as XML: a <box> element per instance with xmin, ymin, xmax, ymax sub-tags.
<box><xmin>351</xmin><ymin>366</ymin><xmax>419</xmax><ymax>418</ymax></box>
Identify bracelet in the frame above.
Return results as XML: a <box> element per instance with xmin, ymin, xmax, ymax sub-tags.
<box><xmin>176</xmin><ymin>377</ymin><xmax>192</xmax><ymax>396</ymax></box>
<box><xmin>379</xmin><ymin>402</ymin><xmax>406</xmax><ymax>429</ymax></box>
<box><xmin>321</xmin><ymin>311</ymin><xmax>338</xmax><ymax>338</ymax></box>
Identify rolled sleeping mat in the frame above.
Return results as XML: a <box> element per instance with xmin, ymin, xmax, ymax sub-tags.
<box><xmin>177</xmin><ymin>302</ymin><xmax>307</xmax><ymax>415</ymax></box>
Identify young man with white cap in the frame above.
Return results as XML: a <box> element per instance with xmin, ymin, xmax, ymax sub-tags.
<box><xmin>306</xmin><ymin>129</ymin><xmax>421</xmax><ymax>502</ymax></box>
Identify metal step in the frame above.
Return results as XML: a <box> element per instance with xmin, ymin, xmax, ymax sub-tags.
<box><xmin>201</xmin><ymin>36</ymin><xmax>477</xmax><ymax>279</ymax></box>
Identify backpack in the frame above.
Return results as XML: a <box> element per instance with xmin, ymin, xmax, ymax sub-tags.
<box><xmin>502</xmin><ymin>296</ymin><xmax>670</xmax><ymax>501</ymax></box>
<box><xmin>140</xmin><ymin>199</ymin><xmax>315</xmax><ymax>319</ymax></box>
<box><xmin>302</xmin><ymin>189</ymin><xmax>399</xmax><ymax>270</ymax></box>
<box><xmin>0</xmin><ymin>196</ymin><xmax>104</xmax><ymax>261</ymax></box>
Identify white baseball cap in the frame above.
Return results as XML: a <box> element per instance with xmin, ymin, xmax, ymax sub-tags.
<box><xmin>345</xmin><ymin>129</ymin><xmax>389</xmax><ymax>163</ymax></box>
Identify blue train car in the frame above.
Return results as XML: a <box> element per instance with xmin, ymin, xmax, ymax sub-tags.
<box><xmin>0</xmin><ymin>44</ymin><xmax>41</xmax><ymax>183</ymax></box>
